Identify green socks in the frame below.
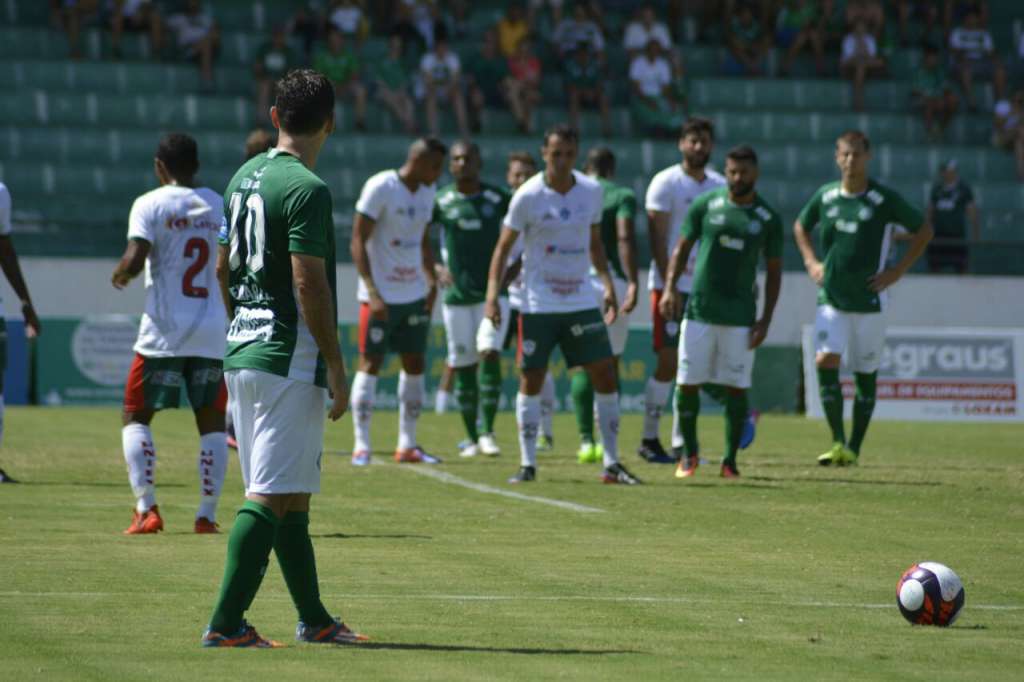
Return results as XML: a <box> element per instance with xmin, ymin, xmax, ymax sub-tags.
<box><xmin>274</xmin><ymin>511</ymin><xmax>333</xmax><ymax>628</ymax></box>
<box><xmin>570</xmin><ymin>371</ymin><xmax>595</xmax><ymax>443</ymax></box>
<box><xmin>818</xmin><ymin>367</ymin><xmax>846</xmax><ymax>444</ymax></box>
<box><xmin>454</xmin><ymin>366</ymin><xmax>479</xmax><ymax>442</ymax></box>
<box><xmin>209</xmin><ymin>501</ymin><xmax>279</xmax><ymax>634</ymax></box>
<box><xmin>724</xmin><ymin>390</ymin><xmax>749</xmax><ymax>465</ymax></box>
<box><xmin>479</xmin><ymin>356</ymin><xmax>502</xmax><ymax>434</ymax></box>
<box><xmin>676</xmin><ymin>389</ymin><xmax>701</xmax><ymax>457</ymax></box>
<box><xmin>848</xmin><ymin>371</ymin><xmax>877</xmax><ymax>456</ymax></box>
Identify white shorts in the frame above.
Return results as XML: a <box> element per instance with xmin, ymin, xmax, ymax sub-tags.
<box><xmin>591</xmin><ymin>275</ymin><xmax>630</xmax><ymax>356</ymax></box>
<box><xmin>814</xmin><ymin>304</ymin><xmax>886</xmax><ymax>373</ymax></box>
<box><xmin>475</xmin><ymin>296</ymin><xmax>512</xmax><ymax>356</ymax></box>
<box><xmin>677</xmin><ymin>319</ymin><xmax>754</xmax><ymax>389</ymax></box>
<box><xmin>226</xmin><ymin>368</ymin><xmax>326</xmax><ymax>495</ymax></box>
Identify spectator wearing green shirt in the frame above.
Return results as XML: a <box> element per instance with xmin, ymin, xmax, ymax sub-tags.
<box><xmin>911</xmin><ymin>43</ymin><xmax>958</xmax><ymax>140</ymax></box>
<box><xmin>724</xmin><ymin>2</ymin><xmax>769</xmax><ymax>76</ymax></box>
<box><xmin>370</xmin><ymin>35</ymin><xmax>416</xmax><ymax>133</ymax></box>
<box><xmin>314</xmin><ymin>28</ymin><xmax>367</xmax><ymax>131</ymax></box>
<box><xmin>253</xmin><ymin>27</ymin><xmax>299</xmax><ymax>124</ymax></box>
<box><xmin>776</xmin><ymin>0</ymin><xmax>825</xmax><ymax>76</ymax></box>
<box><xmin>564</xmin><ymin>42</ymin><xmax>611</xmax><ymax>137</ymax></box>
<box><xmin>466</xmin><ymin>30</ymin><xmax>513</xmax><ymax>133</ymax></box>
<box><xmin>925</xmin><ymin>160</ymin><xmax>979</xmax><ymax>273</ymax></box>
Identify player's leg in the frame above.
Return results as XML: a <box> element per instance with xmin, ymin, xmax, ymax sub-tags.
<box><xmin>0</xmin><ymin>324</ymin><xmax>14</xmax><ymax>484</ymax></box>
<box><xmin>394</xmin><ymin>299</ymin><xmax>436</xmax><ymax>463</ymax></box>
<box><xmin>435</xmin><ymin>365</ymin><xmax>455</xmax><ymax>413</ymax></box>
<box><xmin>639</xmin><ymin>290</ymin><xmax>679</xmax><ymax>463</ymax></box>
<box><xmin>351</xmin><ymin>302</ymin><xmax>386</xmax><ymax>466</ymax></box>
<box><xmin>846</xmin><ymin>312</ymin><xmax>885</xmax><ymax>461</ymax></box>
<box><xmin>570</xmin><ymin>368</ymin><xmax>596</xmax><ymax>458</ymax></box>
<box><xmin>475</xmin><ymin>296</ymin><xmax>510</xmax><ymax>455</ymax></box>
<box><xmin>537</xmin><ymin>370</ymin><xmax>556</xmax><ymax>450</ymax></box>
<box><xmin>189</xmin><ymin>359</ymin><xmax>229</xmax><ymax>532</ymax></box>
<box><xmin>715</xmin><ymin>325</ymin><xmax>756</xmax><ymax>478</ymax></box>
<box><xmin>814</xmin><ymin>304</ymin><xmax>851</xmax><ymax>465</ymax></box>
<box><xmin>443</xmin><ymin>303</ymin><xmax>481</xmax><ymax>455</ymax></box>
<box><xmin>674</xmin><ymin>319</ymin><xmax>714</xmax><ymax>479</ymax></box>
<box><xmin>510</xmin><ymin>313</ymin><xmax>557</xmax><ymax>482</ymax></box>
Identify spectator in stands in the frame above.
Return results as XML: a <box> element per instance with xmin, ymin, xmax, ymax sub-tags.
<box><xmin>551</xmin><ymin>3</ymin><xmax>605</xmax><ymax>59</ymax></box>
<box><xmin>840</xmin><ymin>20</ymin><xmax>886</xmax><ymax>111</ymax></box>
<box><xmin>845</xmin><ymin>0</ymin><xmax>885</xmax><ymax>37</ymax></box>
<box><xmin>327</xmin><ymin>0</ymin><xmax>369</xmax><ymax>46</ymax></box>
<box><xmin>497</xmin><ymin>4</ymin><xmax>530</xmax><ymax>58</ymax></box>
<box><xmin>623</xmin><ymin>4</ymin><xmax>672</xmax><ymax>58</ymax></box>
<box><xmin>629</xmin><ymin>39</ymin><xmax>684</xmax><ymax>138</ymax></box>
<box><xmin>776</xmin><ymin>0</ymin><xmax>825</xmax><ymax>76</ymax></box>
<box><xmin>949</xmin><ymin>7</ymin><xmax>1006</xmax><ymax>111</ymax></box>
<box><xmin>895</xmin><ymin>0</ymin><xmax>940</xmax><ymax>47</ymax></box>
<box><xmin>253</xmin><ymin>27</ymin><xmax>299</xmax><ymax>124</ymax></box>
<box><xmin>314</xmin><ymin>28</ymin><xmax>368</xmax><ymax>131</ymax></box>
<box><xmin>529</xmin><ymin>0</ymin><xmax>565</xmax><ymax>29</ymax></box>
<box><xmin>670</xmin><ymin>55</ymin><xmax>690</xmax><ymax>116</ymax></box>
<box><xmin>244</xmin><ymin>129</ymin><xmax>275</xmax><ymax>161</ymax></box>
<box><xmin>166</xmin><ymin>0</ymin><xmax>219</xmax><ymax>90</ymax></box>
<box><xmin>992</xmin><ymin>90</ymin><xmax>1024</xmax><ymax>181</ymax></box>
<box><xmin>723</xmin><ymin>2</ymin><xmax>769</xmax><ymax>76</ymax></box>
<box><xmin>944</xmin><ymin>0</ymin><xmax>989</xmax><ymax>35</ymax></box>
<box><xmin>371</xmin><ymin>35</ymin><xmax>417</xmax><ymax>133</ymax></box>
<box><xmin>51</xmin><ymin>0</ymin><xmax>99</xmax><ymax>60</ymax></box>
<box><xmin>912</xmin><ymin>43</ymin><xmax>958</xmax><ymax>139</ymax></box>
<box><xmin>287</xmin><ymin>4</ymin><xmax>320</xmax><ymax>59</ymax></box>
<box><xmin>466</xmin><ymin>30</ymin><xmax>513</xmax><ymax>133</ymax></box>
<box><xmin>926</xmin><ymin>160</ymin><xmax>979</xmax><ymax>273</ymax></box>
<box><xmin>394</xmin><ymin>0</ymin><xmax>441</xmax><ymax>53</ymax></box>
<box><xmin>506</xmin><ymin>38</ymin><xmax>543</xmax><ymax>134</ymax></box>
<box><xmin>564</xmin><ymin>42</ymin><xmax>611</xmax><ymax>137</ymax></box>
<box><xmin>111</xmin><ymin>0</ymin><xmax>163</xmax><ymax>60</ymax></box>
<box><xmin>419</xmin><ymin>35</ymin><xmax>470</xmax><ymax>136</ymax></box>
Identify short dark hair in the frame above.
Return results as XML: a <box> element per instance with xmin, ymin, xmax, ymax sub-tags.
<box><xmin>837</xmin><ymin>129</ymin><xmax>871</xmax><ymax>151</ymax></box>
<box><xmin>543</xmin><ymin>123</ymin><xmax>579</xmax><ymax>147</ymax></box>
<box><xmin>450</xmin><ymin>139</ymin><xmax>480</xmax><ymax>158</ymax></box>
<box><xmin>584</xmin><ymin>146</ymin><xmax>615</xmax><ymax>177</ymax></box>
<box><xmin>725</xmin><ymin>144</ymin><xmax>758</xmax><ymax>165</ymax></box>
<box><xmin>681</xmin><ymin>116</ymin><xmax>715</xmax><ymax>140</ymax></box>
<box><xmin>411</xmin><ymin>136</ymin><xmax>448</xmax><ymax>158</ymax></box>
<box><xmin>507</xmin><ymin>150</ymin><xmax>537</xmax><ymax>168</ymax></box>
<box><xmin>156</xmin><ymin>132</ymin><xmax>199</xmax><ymax>178</ymax></box>
<box><xmin>274</xmin><ymin>69</ymin><xmax>335</xmax><ymax>136</ymax></box>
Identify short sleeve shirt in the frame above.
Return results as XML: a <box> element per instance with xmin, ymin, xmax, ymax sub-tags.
<box><xmin>595</xmin><ymin>177</ymin><xmax>636</xmax><ymax>281</ymax></box>
<box><xmin>950</xmin><ymin>27</ymin><xmax>993</xmax><ymax>60</ymax></box>
<box><xmin>433</xmin><ymin>183</ymin><xmax>510</xmax><ymax>305</ymax></box>
<box><xmin>629</xmin><ymin>56</ymin><xmax>671</xmax><ymax>98</ymax></box>
<box><xmin>420</xmin><ymin>51</ymin><xmax>461</xmax><ymax>85</ymax></box>
<box><xmin>929</xmin><ymin>180</ymin><xmax>973</xmax><ymax>238</ymax></box>
<box><xmin>314</xmin><ymin>48</ymin><xmax>360</xmax><ymax>84</ymax></box>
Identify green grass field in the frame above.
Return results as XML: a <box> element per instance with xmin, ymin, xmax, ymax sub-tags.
<box><xmin>0</xmin><ymin>406</ymin><xmax>1022</xmax><ymax>681</ymax></box>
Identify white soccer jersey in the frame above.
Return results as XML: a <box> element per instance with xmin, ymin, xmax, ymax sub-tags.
<box><xmin>355</xmin><ymin>170</ymin><xmax>435</xmax><ymax>305</ymax></box>
<box><xmin>505</xmin><ymin>239</ymin><xmax>524</xmax><ymax>309</ymax></box>
<box><xmin>645</xmin><ymin>164</ymin><xmax>725</xmax><ymax>293</ymax></box>
<box><xmin>504</xmin><ymin>170</ymin><xmax>603</xmax><ymax>314</ymax></box>
<box><xmin>127</xmin><ymin>185</ymin><xmax>226</xmax><ymax>359</ymax></box>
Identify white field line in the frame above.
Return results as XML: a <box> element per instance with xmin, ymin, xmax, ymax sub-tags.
<box><xmin>0</xmin><ymin>591</ymin><xmax>1019</xmax><ymax>611</ymax></box>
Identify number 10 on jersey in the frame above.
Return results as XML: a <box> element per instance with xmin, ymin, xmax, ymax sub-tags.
<box><xmin>227</xmin><ymin>192</ymin><xmax>266</xmax><ymax>273</ymax></box>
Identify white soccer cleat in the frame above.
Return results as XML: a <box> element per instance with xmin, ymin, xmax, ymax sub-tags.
<box><xmin>458</xmin><ymin>440</ymin><xmax>480</xmax><ymax>458</ymax></box>
<box><xmin>477</xmin><ymin>433</ymin><xmax>501</xmax><ymax>456</ymax></box>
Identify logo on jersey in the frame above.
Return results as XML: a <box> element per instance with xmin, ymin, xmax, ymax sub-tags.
<box><xmin>521</xmin><ymin>339</ymin><xmax>536</xmax><ymax>356</ymax></box>
<box><xmin>836</xmin><ymin>220</ymin><xmax>859</xmax><ymax>234</ymax></box>
<box><xmin>458</xmin><ymin>218</ymin><xmax>482</xmax><ymax>230</ymax></box>
<box><xmin>826</xmin><ymin>206</ymin><xmax>840</xmax><ymax>219</ymax></box>
<box><xmin>545</xmin><ymin>244</ymin><xmax>585</xmax><ymax>256</ymax></box>
<box><xmin>747</xmin><ymin>220</ymin><xmax>762</xmax><ymax>235</ymax></box>
<box><xmin>369</xmin><ymin>327</ymin><xmax>384</xmax><ymax>343</ymax></box>
<box><xmin>481</xmin><ymin>204</ymin><xmax>495</xmax><ymax>218</ymax></box>
<box><xmin>709</xmin><ymin>214</ymin><xmax>726</xmax><ymax>226</ymax></box>
<box><xmin>559</xmin><ymin>207</ymin><xmax>571</xmax><ymax>221</ymax></box>
<box><xmin>665</xmin><ymin>321</ymin><xmax>679</xmax><ymax>337</ymax></box>
<box><xmin>389</xmin><ymin>238</ymin><xmax>420</xmax><ymax>249</ymax></box>
<box><xmin>858</xmin><ymin>206</ymin><xmax>873</xmax><ymax>220</ymax></box>
<box><xmin>719</xmin><ymin>235</ymin><xmax>745</xmax><ymax>250</ymax></box>
<box><xmin>445</xmin><ymin>208</ymin><xmax>461</xmax><ymax>220</ymax></box>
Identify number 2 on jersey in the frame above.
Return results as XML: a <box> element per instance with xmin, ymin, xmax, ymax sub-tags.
<box><xmin>181</xmin><ymin>238</ymin><xmax>210</xmax><ymax>298</ymax></box>
<box><xmin>227</xmin><ymin>192</ymin><xmax>266</xmax><ymax>273</ymax></box>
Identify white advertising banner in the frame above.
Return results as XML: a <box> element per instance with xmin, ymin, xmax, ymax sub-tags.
<box><xmin>802</xmin><ymin>327</ymin><xmax>1024</xmax><ymax>422</ymax></box>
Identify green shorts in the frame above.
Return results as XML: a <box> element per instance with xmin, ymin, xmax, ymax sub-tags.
<box><xmin>517</xmin><ymin>308</ymin><xmax>612</xmax><ymax>371</ymax></box>
<box><xmin>123</xmin><ymin>353</ymin><xmax>227</xmax><ymax>413</ymax></box>
<box><xmin>358</xmin><ymin>298</ymin><xmax>431</xmax><ymax>356</ymax></box>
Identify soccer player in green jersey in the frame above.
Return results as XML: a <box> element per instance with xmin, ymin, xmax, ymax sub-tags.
<box><xmin>794</xmin><ymin>130</ymin><xmax>933</xmax><ymax>466</ymax></box>
<box><xmin>571</xmin><ymin>146</ymin><xmax>639</xmax><ymax>464</ymax></box>
<box><xmin>432</xmin><ymin>141</ymin><xmax>511</xmax><ymax>457</ymax></box>
<box><xmin>204</xmin><ymin>69</ymin><xmax>367</xmax><ymax>648</ymax></box>
<box><xmin>659</xmin><ymin>145</ymin><xmax>783</xmax><ymax>478</ymax></box>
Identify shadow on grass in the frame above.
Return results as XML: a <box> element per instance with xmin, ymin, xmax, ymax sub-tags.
<box><xmin>747</xmin><ymin>475</ymin><xmax>944</xmax><ymax>487</ymax></box>
<box><xmin>355</xmin><ymin>641</ymin><xmax>638</xmax><ymax>655</ymax></box>
<box><xmin>311</xmin><ymin>533</ymin><xmax>433</xmax><ymax>540</ymax></box>
<box><xmin>17</xmin><ymin>480</ymin><xmax>186</xmax><ymax>488</ymax></box>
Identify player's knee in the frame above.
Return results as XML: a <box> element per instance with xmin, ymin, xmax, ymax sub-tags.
<box><xmin>815</xmin><ymin>352</ymin><xmax>841</xmax><ymax>369</ymax></box>
<box><xmin>194</xmin><ymin>406</ymin><xmax>225</xmax><ymax>434</ymax></box>
<box><xmin>358</xmin><ymin>354</ymin><xmax>384</xmax><ymax>374</ymax></box>
<box><xmin>400</xmin><ymin>353</ymin><xmax>425</xmax><ymax>374</ymax></box>
<box><xmin>480</xmin><ymin>350</ymin><xmax>499</xmax><ymax>363</ymax></box>
<box><xmin>122</xmin><ymin>410</ymin><xmax>154</xmax><ymax>426</ymax></box>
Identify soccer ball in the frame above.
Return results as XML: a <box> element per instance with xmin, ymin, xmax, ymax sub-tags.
<box><xmin>896</xmin><ymin>562</ymin><xmax>965</xmax><ymax>626</ymax></box>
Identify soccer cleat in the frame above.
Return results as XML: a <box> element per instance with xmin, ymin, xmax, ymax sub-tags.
<box><xmin>816</xmin><ymin>442</ymin><xmax>856</xmax><ymax>467</ymax></box>
<box><xmin>413</xmin><ymin>445</ymin><xmax>442</xmax><ymax>464</ymax></box>
<box><xmin>536</xmin><ymin>434</ymin><xmax>554</xmax><ymax>452</ymax></box>
<box><xmin>601</xmin><ymin>462</ymin><xmax>642</xmax><ymax>485</ymax></box>
<box><xmin>637</xmin><ymin>438</ymin><xmax>676</xmax><ymax>464</ymax></box>
<box><xmin>720</xmin><ymin>461</ymin><xmax>741</xmax><ymax>478</ymax></box>
<box><xmin>508</xmin><ymin>465</ymin><xmax>536</xmax><ymax>483</ymax></box>
<box><xmin>124</xmin><ymin>505</ymin><xmax>164</xmax><ymax>534</ymax></box>
<box><xmin>296</xmin><ymin>618</ymin><xmax>369</xmax><ymax>645</ymax></box>
<box><xmin>201</xmin><ymin>620</ymin><xmax>283</xmax><ymax>648</ymax></box>
<box><xmin>576</xmin><ymin>441</ymin><xmax>602</xmax><ymax>464</ymax></box>
<box><xmin>674</xmin><ymin>454</ymin><xmax>699</xmax><ymax>479</ymax></box>
<box><xmin>351</xmin><ymin>450</ymin><xmax>371</xmax><ymax>467</ymax></box>
<box><xmin>478</xmin><ymin>433</ymin><xmax>501</xmax><ymax>456</ymax></box>
<box><xmin>839</xmin><ymin>446</ymin><xmax>859</xmax><ymax>467</ymax></box>
<box><xmin>739</xmin><ymin>410</ymin><xmax>760</xmax><ymax>450</ymax></box>
<box><xmin>458</xmin><ymin>440</ymin><xmax>480</xmax><ymax>458</ymax></box>
<box><xmin>394</xmin><ymin>448</ymin><xmax>423</xmax><ymax>463</ymax></box>
<box><xmin>0</xmin><ymin>467</ymin><xmax>18</xmax><ymax>483</ymax></box>
<box><xmin>194</xmin><ymin>517</ymin><xmax>220</xmax><ymax>534</ymax></box>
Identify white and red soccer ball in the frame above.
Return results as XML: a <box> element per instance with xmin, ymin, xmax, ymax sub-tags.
<box><xmin>896</xmin><ymin>562</ymin><xmax>965</xmax><ymax>626</ymax></box>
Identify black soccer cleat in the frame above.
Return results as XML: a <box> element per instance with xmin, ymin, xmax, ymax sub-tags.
<box><xmin>508</xmin><ymin>466</ymin><xmax>536</xmax><ymax>484</ymax></box>
<box><xmin>637</xmin><ymin>438</ymin><xmax>676</xmax><ymax>464</ymax></box>
<box><xmin>0</xmin><ymin>468</ymin><xmax>18</xmax><ymax>484</ymax></box>
<box><xmin>601</xmin><ymin>463</ymin><xmax>642</xmax><ymax>485</ymax></box>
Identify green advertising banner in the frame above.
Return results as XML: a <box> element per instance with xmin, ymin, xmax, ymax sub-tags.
<box><xmin>37</xmin><ymin>317</ymin><xmax>801</xmax><ymax>412</ymax></box>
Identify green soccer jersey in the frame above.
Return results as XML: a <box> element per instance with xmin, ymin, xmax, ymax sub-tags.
<box><xmin>682</xmin><ymin>187</ymin><xmax>784</xmax><ymax>327</ymax></box>
<box><xmin>798</xmin><ymin>179</ymin><xmax>923</xmax><ymax>313</ymax></box>
<box><xmin>432</xmin><ymin>182</ymin><xmax>509</xmax><ymax>305</ymax></box>
<box><xmin>596</xmin><ymin>177</ymin><xmax>636</xmax><ymax>281</ymax></box>
<box><xmin>219</xmin><ymin>149</ymin><xmax>337</xmax><ymax>387</ymax></box>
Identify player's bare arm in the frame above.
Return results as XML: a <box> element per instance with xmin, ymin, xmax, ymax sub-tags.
<box><xmin>501</xmin><ymin>255</ymin><xmax>522</xmax><ymax>290</ymax></box>
<box><xmin>659</xmin><ymin>235</ymin><xmax>695</xmax><ymax>320</ymax></box>
<box><xmin>215</xmin><ymin>244</ymin><xmax>233</xmax><ymax>319</ymax></box>
<box><xmin>421</xmin><ymin>227</ymin><xmax>439</xmax><ymax>313</ymax></box>
<box><xmin>351</xmin><ymin>211</ymin><xmax>387</xmax><ymax>320</ymax></box>
<box><xmin>292</xmin><ymin>252</ymin><xmax>349</xmax><ymax>420</ymax></box>
<box><xmin>869</xmin><ymin>220</ymin><xmax>934</xmax><ymax>293</ymax></box>
<box><xmin>0</xmin><ymin>234</ymin><xmax>41</xmax><ymax>337</ymax></box>
<box><xmin>616</xmin><ymin>212</ymin><xmax>639</xmax><ymax>314</ymax></box>
<box><xmin>647</xmin><ymin>209</ymin><xmax>671</xmax><ymax>283</ymax></box>
<box><xmin>112</xmin><ymin>238</ymin><xmax>151</xmax><ymax>290</ymax></box>
<box><xmin>792</xmin><ymin>219</ymin><xmax>824</xmax><ymax>285</ymax></box>
<box><xmin>589</xmin><ymin>223</ymin><xmax>618</xmax><ymax>325</ymax></box>
<box><xmin>750</xmin><ymin>257</ymin><xmax>782</xmax><ymax>349</ymax></box>
<box><xmin>485</xmin><ymin>226</ymin><xmax>519</xmax><ymax>325</ymax></box>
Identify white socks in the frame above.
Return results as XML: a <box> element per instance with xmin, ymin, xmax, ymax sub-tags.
<box><xmin>398</xmin><ymin>371</ymin><xmax>424</xmax><ymax>450</ymax></box>
<box><xmin>122</xmin><ymin>423</ymin><xmax>156</xmax><ymax>513</ymax></box>
<box><xmin>539</xmin><ymin>373</ymin><xmax>555</xmax><ymax>437</ymax></box>
<box><xmin>196</xmin><ymin>432</ymin><xmax>228</xmax><ymax>522</ymax></box>
<box><xmin>643</xmin><ymin>377</ymin><xmax>672</xmax><ymax>440</ymax></box>
<box><xmin>595</xmin><ymin>392</ymin><xmax>621</xmax><ymax>468</ymax></box>
<box><xmin>351</xmin><ymin>371</ymin><xmax>376</xmax><ymax>453</ymax></box>
<box><xmin>516</xmin><ymin>392</ymin><xmax>540</xmax><ymax>467</ymax></box>
<box><xmin>434</xmin><ymin>389</ymin><xmax>452</xmax><ymax>414</ymax></box>
<box><xmin>671</xmin><ymin>387</ymin><xmax>684</xmax><ymax>449</ymax></box>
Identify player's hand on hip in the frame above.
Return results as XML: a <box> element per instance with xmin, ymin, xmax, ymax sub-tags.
<box><xmin>868</xmin><ymin>267</ymin><xmax>901</xmax><ymax>293</ymax></box>
<box><xmin>368</xmin><ymin>293</ymin><xmax>389</xmax><ymax>321</ymax></box>
<box><xmin>748</xmin><ymin>319</ymin><xmax>769</xmax><ymax>349</ymax></box>
<box><xmin>658</xmin><ymin>289</ymin><xmax>680</xmax><ymax>320</ymax></box>
<box><xmin>22</xmin><ymin>303</ymin><xmax>41</xmax><ymax>338</ymax></box>
<box><xmin>326</xmin><ymin>364</ymin><xmax>350</xmax><ymax>421</ymax></box>
<box><xmin>620</xmin><ymin>282</ymin><xmax>638</xmax><ymax>315</ymax></box>
<box><xmin>484</xmin><ymin>297</ymin><xmax>501</xmax><ymax>326</ymax></box>
<box><xmin>806</xmin><ymin>260</ymin><xmax>824</xmax><ymax>286</ymax></box>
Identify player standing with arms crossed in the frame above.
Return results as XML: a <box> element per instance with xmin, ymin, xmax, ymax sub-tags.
<box><xmin>112</xmin><ymin>133</ymin><xmax>227</xmax><ymax>534</ymax></box>
<box><xmin>794</xmin><ymin>131</ymin><xmax>932</xmax><ymax>466</ymax></box>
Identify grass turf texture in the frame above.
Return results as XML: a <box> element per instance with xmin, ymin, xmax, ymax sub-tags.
<box><xmin>0</xmin><ymin>406</ymin><xmax>1022</xmax><ymax>681</ymax></box>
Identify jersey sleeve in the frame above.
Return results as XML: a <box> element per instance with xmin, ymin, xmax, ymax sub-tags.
<box><xmin>286</xmin><ymin>181</ymin><xmax>333</xmax><ymax>258</ymax></box>
<box><xmin>645</xmin><ymin>172</ymin><xmax>672</xmax><ymax>213</ymax></box>
<box><xmin>888</xmin><ymin>189</ymin><xmax>925</xmax><ymax>233</ymax></box>
<box><xmin>681</xmin><ymin>194</ymin><xmax>706</xmax><ymax>241</ymax></box>
<box><xmin>354</xmin><ymin>174</ymin><xmax>387</xmax><ymax>221</ymax></box>
<box><xmin>796</xmin><ymin>187</ymin><xmax>823</xmax><ymax>231</ymax></box>
<box><xmin>127</xmin><ymin>194</ymin><xmax>155</xmax><ymax>243</ymax></box>
<box><xmin>764</xmin><ymin>209</ymin><xmax>784</xmax><ymax>260</ymax></box>
<box><xmin>504</xmin><ymin>187</ymin><xmax>529</xmax><ymax>233</ymax></box>
<box><xmin>0</xmin><ymin>185</ymin><xmax>11</xmax><ymax>236</ymax></box>
<box><xmin>617</xmin><ymin>189</ymin><xmax>638</xmax><ymax>220</ymax></box>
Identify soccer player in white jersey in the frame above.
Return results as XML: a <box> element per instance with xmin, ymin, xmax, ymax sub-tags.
<box><xmin>485</xmin><ymin>124</ymin><xmax>642</xmax><ymax>485</ymax></box>
<box><xmin>349</xmin><ymin>138</ymin><xmax>447</xmax><ymax>466</ymax></box>
<box><xmin>0</xmin><ymin>182</ymin><xmax>42</xmax><ymax>484</ymax></box>
<box><xmin>111</xmin><ymin>133</ymin><xmax>228</xmax><ymax>534</ymax></box>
